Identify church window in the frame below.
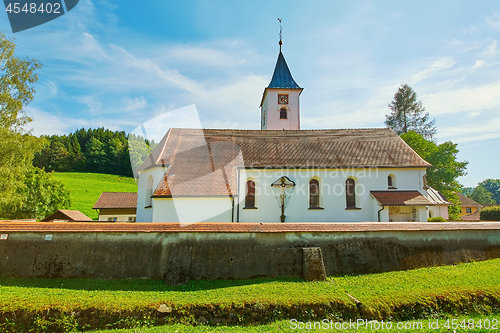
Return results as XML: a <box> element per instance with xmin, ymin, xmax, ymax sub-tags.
<box><xmin>146</xmin><ymin>175</ymin><xmax>153</xmax><ymax>208</ymax></box>
<box><xmin>245</xmin><ymin>180</ymin><xmax>256</xmax><ymax>208</ymax></box>
<box><xmin>388</xmin><ymin>175</ymin><xmax>393</xmax><ymax>187</ymax></box>
<box><xmin>309</xmin><ymin>179</ymin><xmax>320</xmax><ymax>208</ymax></box>
<box><xmin>346</xmin><ymin>178</ymin><xmax>356</xmax><ymax>208</ymax></box>
<box><xmin>280</xmin><ymin>108</ymin><xmax>287</xmax><ymax>119</ymax></box>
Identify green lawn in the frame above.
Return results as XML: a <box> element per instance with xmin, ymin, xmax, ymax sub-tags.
<box><xmin>0</xmin><ymin>259</ymin><xmax>499</xmax><ymax>332</ymax></box>
<box><xmin>95</xmin><ymin>315</ymin><xmax>500</xmax><ymax>333</ymax></box>
<box><xmin>52</xmin><ymin>172</ymin><xmax>137</xmax><ymax>220</ymax></box>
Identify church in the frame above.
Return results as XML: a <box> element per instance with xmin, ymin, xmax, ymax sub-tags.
<box><xmin>135</xmin><ymin>46</ymin><xmax>437</xmax><ymax>223</ymax></box>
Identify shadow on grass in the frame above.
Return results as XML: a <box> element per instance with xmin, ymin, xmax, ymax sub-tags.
<box><xmin>0</xmin><ymin>276</ymin><xmax>304</xmax><ymax>292</ymax></box>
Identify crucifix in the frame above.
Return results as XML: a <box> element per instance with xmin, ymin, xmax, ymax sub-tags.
<box><xmin>271</xmin><ymin>176</ymin><xmax>296</xmax><ymax>222</ymax></box>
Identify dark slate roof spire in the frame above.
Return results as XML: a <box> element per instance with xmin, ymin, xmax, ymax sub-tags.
<box><xmin>267</xmin><ymin>51</ymin><xmax>301</xmax><ymax>89</ymax></box>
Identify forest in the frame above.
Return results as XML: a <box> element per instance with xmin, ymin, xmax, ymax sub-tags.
<box><xmin>33</xmin><ymin>128</ymin><xmax>155</xmax><ymax>177</ymax></box>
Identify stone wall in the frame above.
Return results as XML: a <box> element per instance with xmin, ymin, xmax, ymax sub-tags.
<box><xmin>1</xmin><ymin>222</ymin><xmax>500</xmax><ymax>282</ymax></box>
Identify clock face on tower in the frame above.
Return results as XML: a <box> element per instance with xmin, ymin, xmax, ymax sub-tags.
<box><xmin>278</xmin><ymin>94</ymin><xmax>288</xmax><ymax>105</ymax></box>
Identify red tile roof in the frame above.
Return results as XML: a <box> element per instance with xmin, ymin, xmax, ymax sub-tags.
<box><xmin>457</xmin><ymin>193</ymin><xmax>482</xmax><ymax>208</ymax></box>
<box><xmin>137</xmin><ymin>128</ymin><xmax>431</xmax><ymax>198</ymax></box>
<box><xmin>1</xmin><ymin>222</ymin><xmax>499</xmax><ymax>233</ymax></box>
<box><xmin>461</xmin><ymin>210</ymin><xmax>481</xmax><ymax>221</ymax></box>
<box><xmin>371</xmin><ymin>191</ymin><xmax>434</xmax><ymax>206</ymax></box>
<box><xmin>93</xmin><ymin>192</ymin><xmax>138</xmax><ymax>209</ymax></box>
<box><xmin>41</xmin><ymin>210</ymin><xmax>93</xmax><ymax>222</ymax></box>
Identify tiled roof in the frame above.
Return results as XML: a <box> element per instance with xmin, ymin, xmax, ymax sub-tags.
<box><xmin>457</xmin><ymin>193</ymin><xmax>481</xmax><ymax>207</ymax></box>
<box><xmin>93</xmin><ymin>192</ymin><xmax>138</xmax><ymax>209</ymax></box>
<box><xmin>137</xmin><ymin>128</ymin><xmax>431</xmax><ymax>198</ymax></box>
<box><xmin>427</xmin><ymin>187</ymin><xmax>451</xmax><ymax>205</ymax></box>
<box><xmin>267</xmin><ymin>52</ymin><xmax>301</xmax><ymax>89</ymax></box>
<box><xmin>371</xmin><ymin>191</ymin><xmax>434</xmax><ymax>206</ymax></box>
<box><xmin>41</xmin><ymin>210</ymin><xmax>93</xmax><ymax>222</ymax></box>
<box><xmin>461</xmin><ymin>210</ymin><xmax>481</xmax><ymax>221</ymax></box>
<box><xmin>1</xmin><ymin>222</ymin><xmax>500</xmax><ymax>233</ymax></box>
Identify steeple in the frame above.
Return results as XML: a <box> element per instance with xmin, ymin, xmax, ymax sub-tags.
<box><xmin>267</xmin><ymin>52</ymin><xmax>301</xmax><ymax>89</ymax></box>
<box><xmin>260</xmin><ymin>22</ymin><xmax>303</xmax><ymax>130</ymax></box>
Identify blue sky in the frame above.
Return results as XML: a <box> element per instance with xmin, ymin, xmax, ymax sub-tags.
<box><xmin>1</xmin><ymin>0</ymin><xmax>499</xmax><ymax>187</ymax></box>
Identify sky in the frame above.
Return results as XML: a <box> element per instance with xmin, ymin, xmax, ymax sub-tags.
<box><xmin>1</xmin><ymin>0</ymin><xmax>499</xmax><ymax>188</ymax></box>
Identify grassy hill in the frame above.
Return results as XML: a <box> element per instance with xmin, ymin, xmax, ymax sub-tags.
<box><xmin>52</xmin><ymin>172</ymin><xmax>138</xmax><ymax>220</ymax></box>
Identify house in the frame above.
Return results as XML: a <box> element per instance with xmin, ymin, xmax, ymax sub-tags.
<box><xmin>426</xmin><ymin>187</ymin><xmax>451</xmax><ymax>220</ymax></box>
<box><xmin>93</xmin><ymin>192</ymin><xmax>137</xmax><ymax>222</ymax></box>
<box><xmin>41</xmin><ymin>210</ymin><xmax>93</xmax><ymax>222</ymax></box>
<box><xmin>457</xmin><ymin>193</ymin><xmax>481</xmax><ymax>217</ymax></box>
<box><xmin>136</xmin><ymin>47</ymin><xmax>436</xmax><ymax>223</ymax></box>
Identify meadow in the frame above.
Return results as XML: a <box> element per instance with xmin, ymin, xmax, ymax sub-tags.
<box><xmin>52</xmin><ymin>172</ymin><xmax>138</xmax><ymax>220</ymax></box>
<box><xmin>0</xmin><ymin>259</ymin><xmax>499</xmax><ymax>332</ymax></box>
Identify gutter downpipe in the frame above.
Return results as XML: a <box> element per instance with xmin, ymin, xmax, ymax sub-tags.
<box><xmin>378</xmin><ymin>205</ymin><xmax>385</xmax><ymax>222</ymax></box>
<box><xmin>236</xmin><ymin>167</ymin><xmax>240</xmax><ymax>222</ymax></box>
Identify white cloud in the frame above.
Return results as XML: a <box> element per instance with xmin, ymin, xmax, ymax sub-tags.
<box><xmin>479</xmin><ymin>40</ymin><xmax>497</xmax><ymax>58</ymax></box>
<box><xmin>409</xmin><ymin>57</ymin><xmax>456</xmax><ymax>84</ymax></box>
<box><xmin>438</xmin><ymin>117</ymin><xmax>500</xmax><ymax>144</ymax></box>
<box><xmin>423</xmin><ymin>80</ymin><xmax>500</xmax><ymax>116</ymax></box>
<box><xmin>486</xmin><ymin>10</ymin><xmax>500</xmax><ymax>29</ymax></box>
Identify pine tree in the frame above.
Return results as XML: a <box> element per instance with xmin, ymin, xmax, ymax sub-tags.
<box><xmin>386</xmin><ymin>84</ymin><xmax>437</xmax><ymax>139</ymax></box>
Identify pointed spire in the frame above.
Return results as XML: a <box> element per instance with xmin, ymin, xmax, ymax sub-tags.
<box><xmin>267</xmin><ymin>52</ymin><xmax>301</xmax><ymax>89</ymax></box>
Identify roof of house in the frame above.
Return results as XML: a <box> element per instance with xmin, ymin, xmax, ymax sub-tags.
<box><xmin>426</xmin><ymin>187</ymin><xmax>451</xmax><ymax>205</ymax></box>
<box><xmin>457</xmin><ymin>193</ymin><xmax>481</xmax><ymax>207</ymax></box>
<box><xmin>41</xmin><ymin>210</ymin><xmax>93</xmax><ymax>222</ymax></box>
<box><xmin>93</xmin><ymin>192</ymin><xmax>138</xmax><ymax>209</ymax></box>
<box><xmin>371</xmin><ymin>191</ymin><xmax>435</xmax><ymax>206</ymax></box>
<box><xmin>137</xmin><ymin>128</ymin><xmax>431</xmax><ymax>198</ymax></box>
<box><xmin>461</xmin><ymin>210</ymin><xmax>481</xmax><ymax>221</ymax></box>
<box><xmin>267</xmin><ymin>51</ymin><xmax>301</xmax><ymax>89</ymax></box>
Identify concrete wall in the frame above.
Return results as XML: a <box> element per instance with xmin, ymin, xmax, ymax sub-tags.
<box><xmin>1</xmin><ymin>227</ymin><xmax>500</xmax><ymax>280</ymax></box>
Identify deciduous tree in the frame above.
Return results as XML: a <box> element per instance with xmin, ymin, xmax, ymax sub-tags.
<box><xmin>400</xmin><ymin>131</ymin><xmax>468</xmax><ymax>220</ymax></box>
<box><xmin>0</xmin><ymin>33</ymin><xmax>70</xmax><ymax>219</ymax></box>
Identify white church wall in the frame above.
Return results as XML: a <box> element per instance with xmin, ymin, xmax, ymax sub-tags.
<box><xmin>152</xmin><ymin>197</ymin><xmax>233</xmax><ymax>223</ymax></box>
<box><xmin>238</xmin><ymin>167</ymin><xmax>428</xmax><ymax>223</ymax></box>
<box><xmin>136</xmin><ymin>166</ymin><xmax>168</xmax><ymax>222</ymax></box>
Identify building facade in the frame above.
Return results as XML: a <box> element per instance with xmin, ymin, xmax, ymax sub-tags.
<box><xmin>136</xmin><ymin>49</ymin><xmax>437</xmax><ymax>223</ymax></box>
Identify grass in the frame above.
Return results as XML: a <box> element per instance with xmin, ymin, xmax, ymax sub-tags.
<box><xmin>92</xmin><ymin>315</ymin><xmax>500</xmax><ymax>332</ymax></box>
<box><xmin>51</xmin><ymin>172</ymin><xmax>137</xmax><ymax>220</ymax></box>
<box><xmin>0</xmin><ymin>259</ymin><xmax>499</xmax><ymax>332</ymax></box>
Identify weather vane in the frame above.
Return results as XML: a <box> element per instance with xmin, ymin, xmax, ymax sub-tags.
<box><xmin>278</xmin><ymin>18</ymin><xmax>283</xmax><ymax>52</ymax></box>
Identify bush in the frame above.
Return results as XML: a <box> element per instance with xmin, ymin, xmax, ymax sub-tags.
<box><xmin>427</xmin><ymin>216</ymin><xmax>447</xmax><ymax>222</ymax></box>
<box><xmin>480</xmin><ymin>206</ymin><xmax>500</xmax><ymax>221</ymax></box>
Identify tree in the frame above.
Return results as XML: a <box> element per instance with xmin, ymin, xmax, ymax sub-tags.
<box><xmin>4</xmin><ymin>168</ymin><xmax>71</xmax><ymax>220</ymax></box>
<box><xmin>478</xmin><ymin>179</ymin><xmax>500</xmax><ymax>204</ymax></box>
<box><xmin>470</xmin><ymin>185</ymin><xmax>496</xmax><ymax>206</ymax></box>
<box><xmin>386</xmin><ymin>84</ymin><xmax>437</xmax><ymax>139</ymax></box>
<box><xmin>400</xmin><ymin>131</ymin><xmax>468</xmax><ymax>220</ymax></box>
<box><xmin>0</xmin><ymin>33</ymin><xmax>70</xmax><ymax>219</ymax></box>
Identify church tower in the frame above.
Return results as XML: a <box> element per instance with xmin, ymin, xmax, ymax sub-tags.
<box><xmin>260</xmin><ymin>43</ymin><xmax>303</xmax><ymax>130</ymax></box>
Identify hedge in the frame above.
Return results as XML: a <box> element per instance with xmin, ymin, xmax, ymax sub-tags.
<box><xmin>480</xmin><ymin>206</ymin><xmax>500</xmax><ymax>221</ymax></box>
<box><xmin>427</xmin><ymin>217</ymin><xmax>447</xmax><ymax>222</ymax></box>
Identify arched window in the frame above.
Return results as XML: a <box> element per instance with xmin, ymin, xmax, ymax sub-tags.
<box><xmin>346</xmin><ymin>178</ymin><xmax>356</xmax><ymax>208</ymax></box>
<box><xmin>388</xmin><ymin>175</ymin><xmax>393</xmax><ymax>187</ymax></box>
<box><xmin>309</xmin><ymin>179</ymin><xmax>320</xmax><ymax>208</ymax></box>
<box><xmin>280</xmin><ymin>108</ymin><xmax>287</xmax><ymax>119</ymax></box>
<box><xmin>146</xmin><ymin>175</ymin><xmax>153</xmax><ymax>207</ymax></box>
<box><xmin>245</xmin><ymin>180</ymin><xmax>256</xmax><ymax>208</ymax></box>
